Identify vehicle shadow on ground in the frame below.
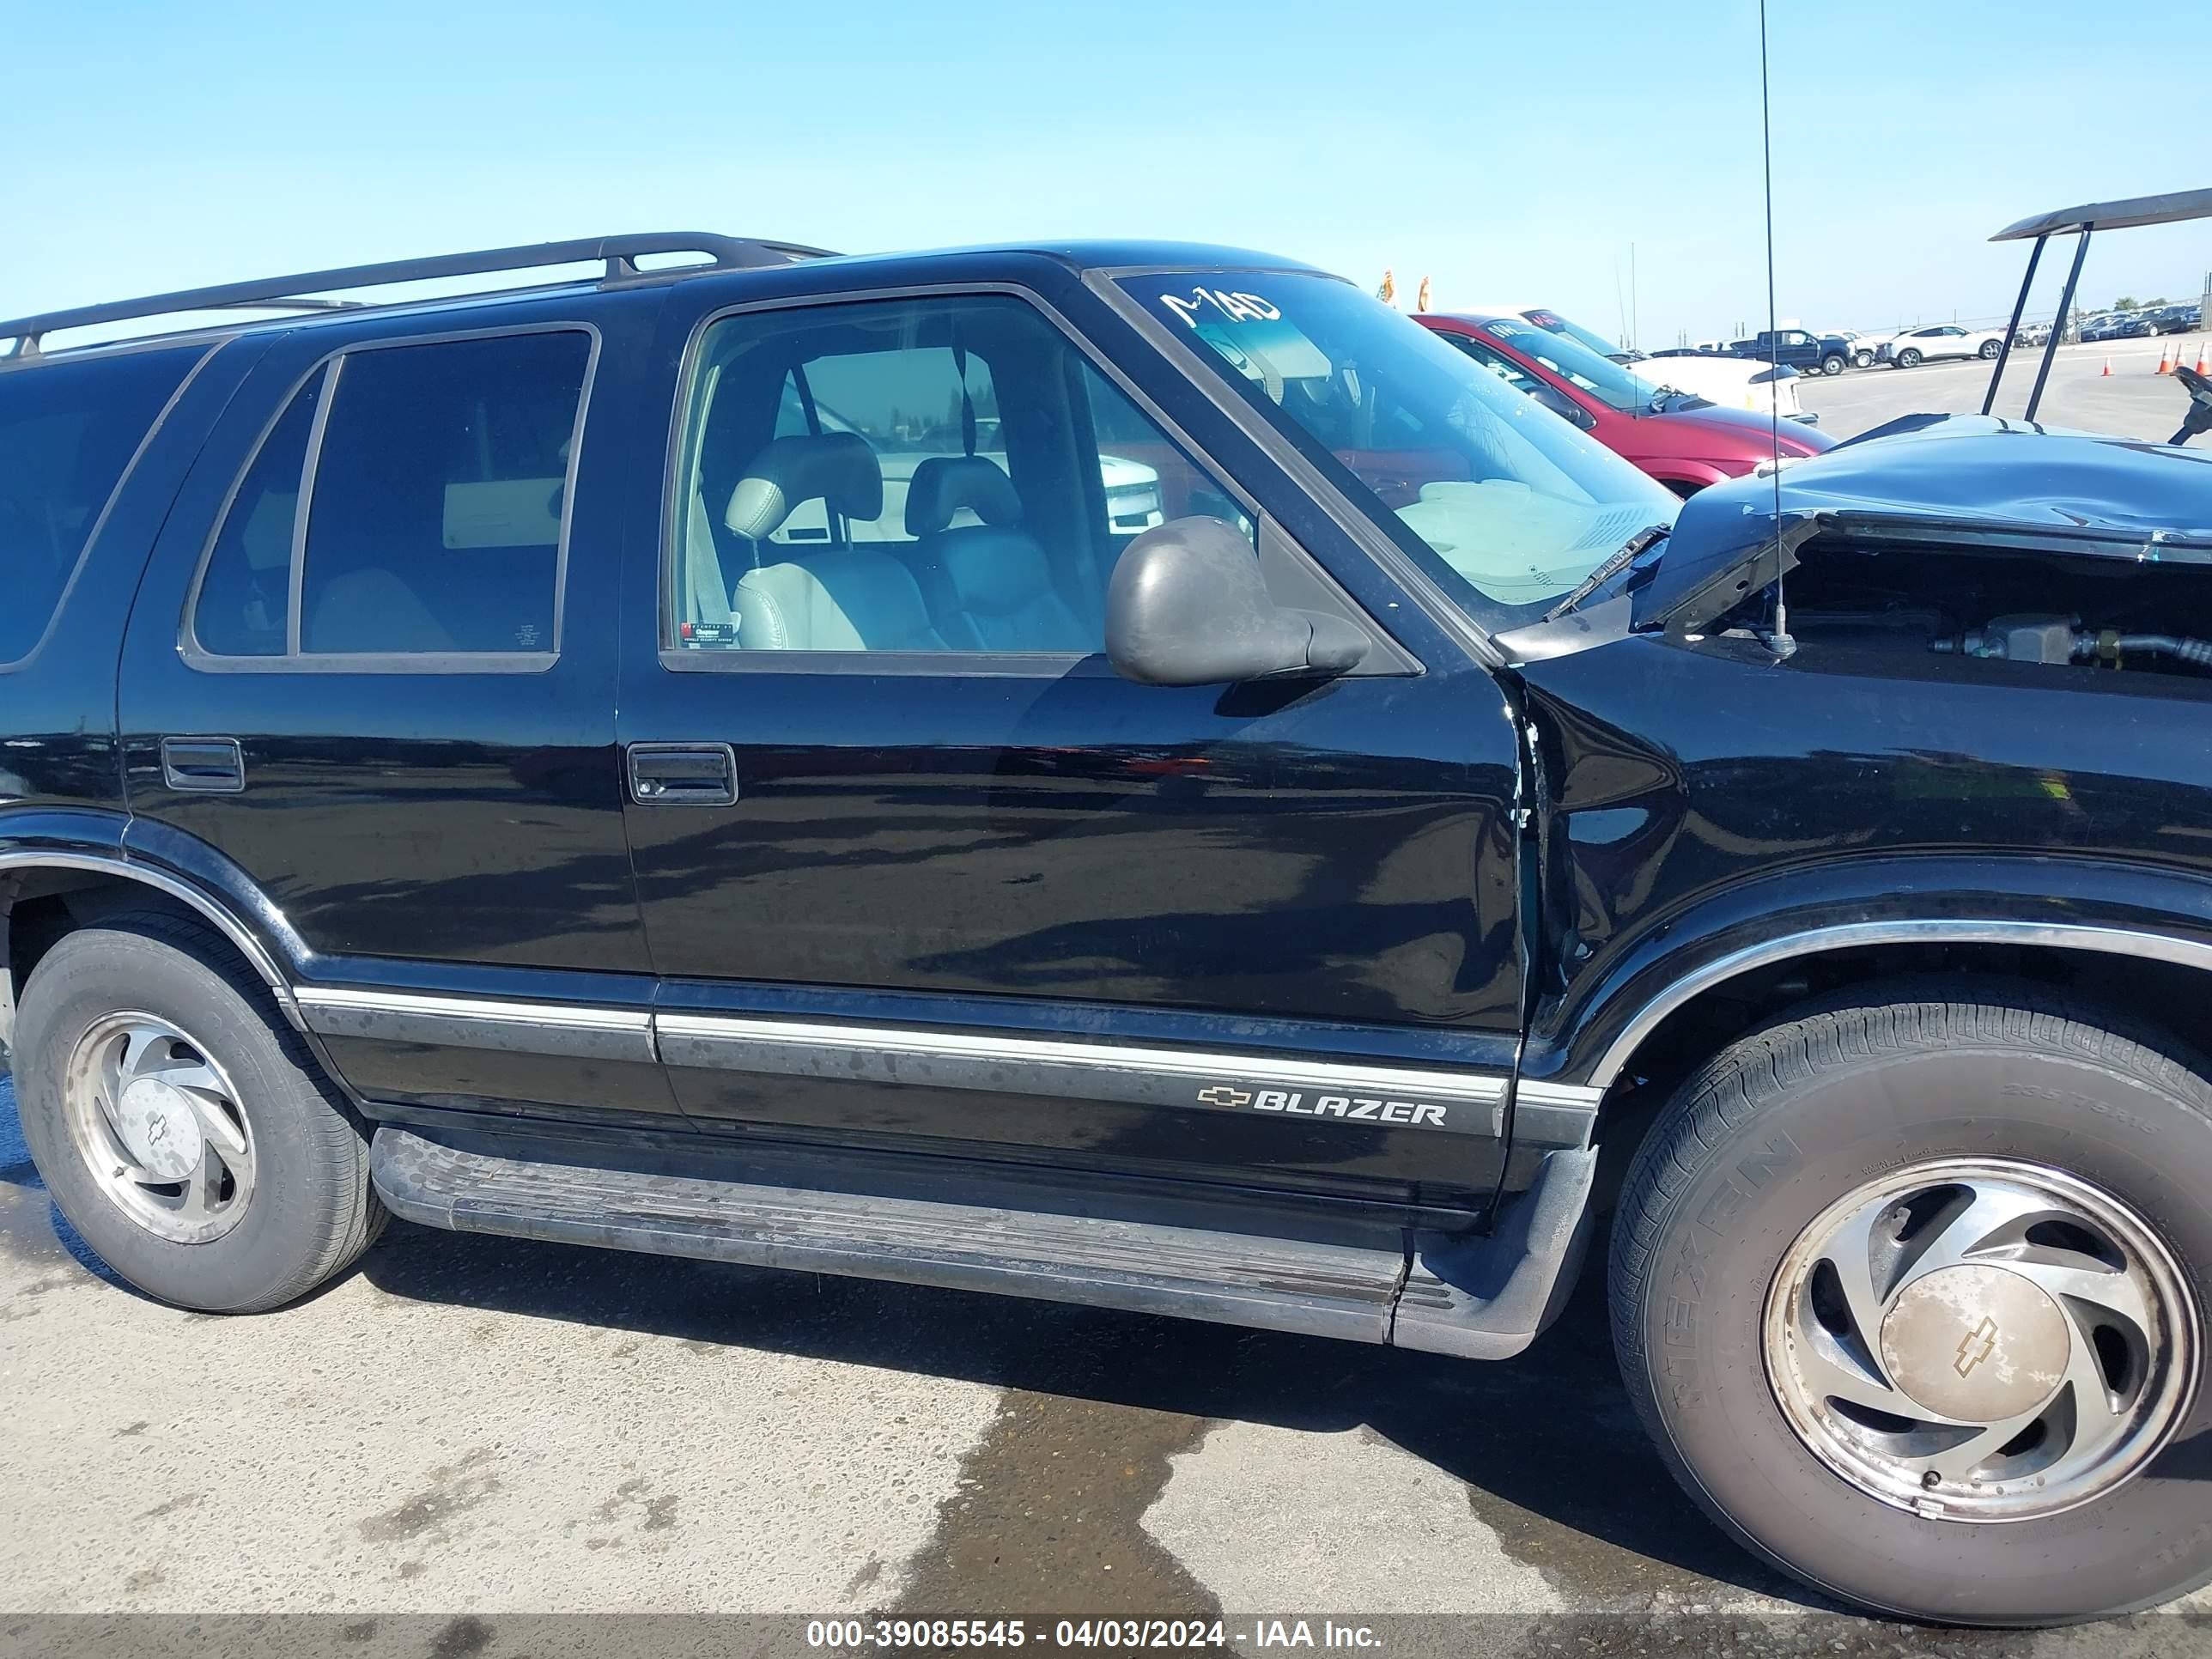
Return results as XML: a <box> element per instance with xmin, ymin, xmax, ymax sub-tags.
<box><xmin>0</xmin><ymin>1069</ymin><xmax>1804</xmax><ymax>1606</ymax></box>
<box><xmin>354</xmin><ymin>1209</ymin><xmax>1810</xmax><ymax>1607</ymax></box>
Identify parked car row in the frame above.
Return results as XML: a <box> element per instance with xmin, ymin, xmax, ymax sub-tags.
<box><xmin>1650</xmin><ymin>325</ymin><xmax>2009</xmax><ymax>374</ymax></box>
<box><xmin>2083</xmin><ymin>311</ymin><xmax>2160</xmax><ymax>342</ymax></box>
<box><xmin>2008</xmin><ymin>304</ymin><xmax>2200</xmax><ymax>349</ymax></box>
<box><xmin>1413</xmin><ymin>309</ymin><xmax>1832</xmax><ymax>495</ymax></box>
<box><xmin>2078</xmin><ymin>304</ymin><xmax>2201</xmax><ymax>342</ymax></box>
<box><xmin>1477</xmin><ymin>305</ymin><xmax>1812</xmax><ymax>418</ymax></box>
<box><xmin>1645</xmin><ymin>299</ymin><xmax>2202</xmax><ymax>377</ymax></box>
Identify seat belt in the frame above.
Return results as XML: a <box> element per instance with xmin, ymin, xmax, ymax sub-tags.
<box><xmin>687</xmin><ymin>487</ymin><xmax>736</xmax><ymax>634</ymax></box>
<box><xmin>792</xmin><ymin>365</ymin><xmax>845</xmax><ymax>551</ymax></box>
<box><xmin>952</xmin><ymin>326</ymin><xmax>976</xmax><ymax>458</ymax></box>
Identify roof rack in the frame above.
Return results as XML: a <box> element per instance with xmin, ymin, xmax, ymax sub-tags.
<box><xmin>0</xmin><ymin>232</ymin><xmax>835</xmax><ymax>359</ymax></box>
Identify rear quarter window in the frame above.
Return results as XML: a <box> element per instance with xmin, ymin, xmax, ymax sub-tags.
<box><xmin>0</xmin><ymin>346</ymin><xmax>201</xmax><ymax>665</ymax></box>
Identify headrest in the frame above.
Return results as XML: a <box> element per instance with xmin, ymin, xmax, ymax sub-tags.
<box><xmin>725</xmin><ymin>433</ymin><xmax>884</xmax><ymax>539</ymax></box>
<box><xmin>904</xmin><ymin>455</ymin><xmax>1023</xmax><ymax>538</ymax></box>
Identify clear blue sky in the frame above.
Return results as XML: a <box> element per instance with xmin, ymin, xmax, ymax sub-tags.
<box><xmin>7</xmin><ymin>0</ymin><xmax>2209</xmax><ymax>347</ymax></box>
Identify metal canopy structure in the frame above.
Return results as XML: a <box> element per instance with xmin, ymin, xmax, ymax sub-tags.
<box><xmin>1992</xmin><ymin>188</ymin><xmax>2212</xmax><ymax>243</ymax></box>
<box><xmin>1</xmin><ymin>232</ymin><xmax>836</xmax><ymax>359</ymax></box>
<box><xmin>1984</xmin><ymin>187</ymin><xmax>2212</xmax><ymax>422</ymax></box>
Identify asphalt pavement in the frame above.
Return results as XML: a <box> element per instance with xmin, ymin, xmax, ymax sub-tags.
<box><xmin>1794</xmin><ymin>337</ymin><xmax>2209</xmax><ymax>443</ymax></box>
<box><xmin>4</xmin><ymin>1071</ymin><xmax>2209</xmax><ymax>1657</ymax></box>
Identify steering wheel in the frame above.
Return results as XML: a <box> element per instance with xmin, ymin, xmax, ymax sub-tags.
<box><xmin>2172</xmin><ymin>365</ymin><xmax>2212</xmax><ymax>447</ymax></box>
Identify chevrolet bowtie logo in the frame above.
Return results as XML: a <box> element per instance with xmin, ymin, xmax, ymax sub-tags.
<box><xmin>1955</xmin><ymin>1315</ymin><xmax>2001</xmax><ymax>1378</ymax></box>
<box><xmin>1196</xmin><ymin>1085</ymin><xmax>1252</xmax><ymax>1108</ymax></box>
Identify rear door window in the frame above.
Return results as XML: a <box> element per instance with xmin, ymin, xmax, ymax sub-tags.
<box><xmin>0</xmin><ymin>346</ymin><xmax>201</xmax><ymax>665</ymax></box>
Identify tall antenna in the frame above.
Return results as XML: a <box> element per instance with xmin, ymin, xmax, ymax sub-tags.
<box><xmin>1758</xmin><ymin>0</ymin><xmax>1794</xmax><ymax>657</ymax></box>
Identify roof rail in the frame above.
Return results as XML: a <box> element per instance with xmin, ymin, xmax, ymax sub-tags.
<box><xmin>0</xmin><ymin>232</ymin><xmax>835</xmax><ymax>359</ymax></box>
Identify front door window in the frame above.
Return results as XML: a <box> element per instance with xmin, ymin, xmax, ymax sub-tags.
<box><xmin>668</xmin><ymin>295</ymin><xmax>1249</xmax><ymax>658</ymax></box>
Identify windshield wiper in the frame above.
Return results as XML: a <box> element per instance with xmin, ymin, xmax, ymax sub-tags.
<box><xmin>1544</xmin><ymin>523</ymin><xmax>1671</xmax><ymax>622</ymax></box>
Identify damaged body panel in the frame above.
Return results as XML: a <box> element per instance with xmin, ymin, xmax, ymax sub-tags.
<box><xmin>1495</xmin><ymin>416</ymin><xmax>2212</xmax><ymax>1093</ymax></box>
<box><xmin>1633</xmin><ymin>415</ymin><xmax>2212</xmax><ymax>635</ymax></box>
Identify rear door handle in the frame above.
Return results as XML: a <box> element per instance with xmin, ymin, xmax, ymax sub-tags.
<box><xmin>627</xmin><ymin>743</ymin><xmax>738</xmax><ymax>806</ymax></box>
<box><xmin>160</xmin><ymin>738</ymin><xmax>246</xmax><ymax>794</ymax></box>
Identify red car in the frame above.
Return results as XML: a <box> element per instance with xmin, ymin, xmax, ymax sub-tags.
<box><xmin>1414</xmin><ymin>310</ymin><xmax>1832</xmax><ymax>495</ymax></box>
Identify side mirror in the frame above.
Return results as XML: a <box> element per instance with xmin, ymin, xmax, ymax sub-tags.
<box><xmin>1529</xmin><ymin>383</ymin><xmax>1595</xmax><ymax>429</ymax></box>
<box><xmin>1106</xmin><ymin>517</ymin><xmax>1370</xmax><ymax>687</ymax></box>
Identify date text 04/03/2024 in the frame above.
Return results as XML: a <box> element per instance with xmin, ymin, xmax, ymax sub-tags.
<box><xmin>804</xmin><ymin>1620</ymin><xmax>1383</xmax><ymax>1650</ymax></box>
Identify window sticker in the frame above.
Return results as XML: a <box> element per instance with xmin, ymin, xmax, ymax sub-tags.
<box><xmin>1157</xmin><ymin>286</ymin><xmax>1283</xmax><ymax>330</ymax></box>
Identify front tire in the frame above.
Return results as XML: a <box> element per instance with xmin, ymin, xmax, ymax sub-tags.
<box><xmin>1610</xmin><ymin>981</ymin><xmax>2211</xmax><ymax>1625</ymax></box>
<box><xmin>1852</xmin><ymin>350</ymin><xmax>1875</xmax><ymax>369</ymax></box>
<box><xmin>1820</xmin><ymin>354</ymin><xmax>1846</xmax><ymax>376</ymax></box>
<box><xmin>14</xmin><ymin>915</ymin><xmax>384</xmax><ymax>1312</ymax></box>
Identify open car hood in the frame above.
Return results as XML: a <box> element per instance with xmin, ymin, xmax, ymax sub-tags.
<box><xmin>1630</xmin><ymin>415</ymin><xmax>2212</xmax><ymax>635</ymax></box>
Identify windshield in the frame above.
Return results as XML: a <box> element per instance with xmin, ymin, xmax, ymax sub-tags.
<box><xmin>1477</xmin><ymin>317</ymin><xmax>1670</xmax><ymax>413</ymax></box>
<box><xmin>1521</xmin><ymin>308</ymin><xmax>1634</xmax><ymax>362</ymax></box>
<box><xmin>1119</xmin><ymin>271</ymin><xmax>1676</xmax><ymax>625</ymax></box>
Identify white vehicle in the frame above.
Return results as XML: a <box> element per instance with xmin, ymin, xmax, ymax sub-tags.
<box><xmin>1850</xmin><ymin>331</ymin><xmax>1899</xmax><ymax>369</ymax></box>
<box><xmin>1880</xmin><ymin>324</ymin><xmax>2008</xmax><ymax>368</ymax></box>
<box><xmin>1478</xmin><ymin>304</ymin><xmax>1810</xmax><ymax>422</ymax></box>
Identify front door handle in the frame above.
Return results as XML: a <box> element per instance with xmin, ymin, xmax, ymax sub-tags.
<box><xmin>161</xmin><ymin>738</ymin><xmax>246</xmax><ymax>794</ymax></box>
<box><xmin>627</xmin><ymin>743</ymin><xmax>739</xmax><ymax>806</ymax></box>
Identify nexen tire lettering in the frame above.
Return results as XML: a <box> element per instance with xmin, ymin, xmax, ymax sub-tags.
<box><xmin>1249</xmin><ymin>1089</ymin><xmax>1447</xmax><ymax>1127</ymax></box>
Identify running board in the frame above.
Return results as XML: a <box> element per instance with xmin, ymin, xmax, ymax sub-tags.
<box><xmin>368</xmin><ymin>1125</ymin><xmax>1597</xmax><ymax>1359</ymax></box>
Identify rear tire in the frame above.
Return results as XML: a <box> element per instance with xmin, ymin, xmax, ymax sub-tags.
<box><xmin>14</xmin><ymin>915</ymin><xmax>384</xmax><ymax>1312</ymax></box>
<box><xmin>1852</xmin><ymin>350</ymin><xmax>1875</xmax><ymax>369</ymax></box>
<box><xmin>1610</xmin><ymin>980</ymin><xmax>2212</xmax><ymax>1626</ymax></box>
<box><xmin>1896</xmin><ymin>348</ymin><xmax>1923</xmax><ymax>368</ymax></box>
<box><xmin>1978</xmin><ymin>339</ymin><xmax>2002</xmax><ymax>359</ymax></box>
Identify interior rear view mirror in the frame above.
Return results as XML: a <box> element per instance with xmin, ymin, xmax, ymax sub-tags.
<box><xmin>1530</xmin><ymin>383</ymin><xmax>1595</xmax><ymax>429</ymax></box>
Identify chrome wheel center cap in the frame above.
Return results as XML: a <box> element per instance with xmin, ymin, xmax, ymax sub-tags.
<box><xmin>1880</xmin><ymin>1263</ymin><xmax>2070</xmax><ymax>1423</ymax></box>
<box><xmin>114</xmin><ymin>1077</ymin><xmax>204</xmax><ymax>1181</ymax></box>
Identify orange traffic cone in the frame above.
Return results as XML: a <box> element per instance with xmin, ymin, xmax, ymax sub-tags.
<box><xmin>2197</xmin><ymin>340</ymin><xmax>2209</xmax><ymax>375</ymax></box>
<box><xmin>2102</xmin><ymin>358</ymin><xmax>2112</xmax><ymax>376</ymax></box>
<box><xmin>2155</xmin><ymin>341</ymin><xmax>2172</xmax><ymax>374</ymax></box>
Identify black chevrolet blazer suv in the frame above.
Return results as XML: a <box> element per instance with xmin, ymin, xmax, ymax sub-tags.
<box><xmin>3</xmin><ymin>233</ymin><xmax>2210</xmax><ymax>1626</ymax></box>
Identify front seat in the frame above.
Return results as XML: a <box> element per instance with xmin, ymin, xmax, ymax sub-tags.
<box><xmin>903</xmin><ymin>456</ymin><xmax>1091</xmax><ymax>653</ymax></box>
<box><xmin>720</xmin><ymin>434</ymin><xmax>948</xmax><ymax>652</ymax></box>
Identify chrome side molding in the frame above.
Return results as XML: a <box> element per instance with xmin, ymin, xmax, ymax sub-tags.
<box><xmin>293</xmin><ymin>987</ymin><xmax>1601</xmax><ymax>1147</ymax></box>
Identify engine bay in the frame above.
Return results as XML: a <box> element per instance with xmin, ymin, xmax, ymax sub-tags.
<box><xmin>1723</xmin><ymin>533</ymin><xmax>2212</xmax><ymax>683</ymax></box>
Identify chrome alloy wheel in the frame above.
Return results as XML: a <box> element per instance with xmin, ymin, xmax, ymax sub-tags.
<box><xmin>61</xmin><ymin>1013</ymin><xmax>256</xmax><ymax>1244</ymax></box>
<box><xmin>1765</xmin><ymin>1158</ymin><xmax>2197</xmax><ymax>1522</ymax></box>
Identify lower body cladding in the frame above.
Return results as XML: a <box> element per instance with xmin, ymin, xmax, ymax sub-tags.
<box><xmin>298</xmin><ymin>987</ymin><xmax>1599</xmax><ymax>1203</ymax></box>
<box><xmin>368</xmin><ymin>1121</ymin><xmax>1600</xmax><ymax>1361</ymax></box>
<box><xmin>301</xmin><ymin>988</ymin><xmax>1603</xmax><ymax>1358</ymax></box>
